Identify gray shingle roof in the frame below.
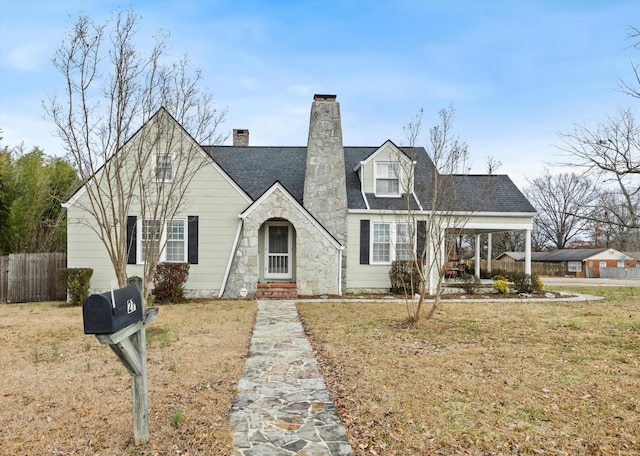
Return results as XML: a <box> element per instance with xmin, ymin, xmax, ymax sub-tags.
<box><xmin>203</xmin><ymin>145</ymin><xmax>536</xmax><ymax>213</ymax></box>
<box><xmin>501</xmin><ymin>249</ymin><xmax>620</xmax><ymax>262</ymax></box>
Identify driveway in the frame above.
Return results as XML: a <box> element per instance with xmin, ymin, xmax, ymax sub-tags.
<box><xmin>542</xmin><ymin>276</ymin><xmax>640</xmax><ymax>287</ymax></box>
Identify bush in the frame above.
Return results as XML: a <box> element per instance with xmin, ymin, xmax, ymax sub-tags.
<box><xmin>389</xmin><ymin>260</ymin><xmax>423</xmax><ymax>295</ymax></box>
<box><xmin>480</xmin><ymin>268</ymin><xmax>493</xmax><ymax>279</ymax></box>
<box><xmin>492</xmin><ymin>274</ymin><xmax>506</xmax><ymax>282</ymax></box>
<box><xmin>459</xmin><ymin>273</ymin><xmax>481</xmax><ymax>294</ymax></box>
<box><xmin>512</xmin><ymin>273</ymin><xmax>542</xmax><ymax>294</ymax></box>
<box><xmin>152</xmin><ymin>263</ymin><xmax>190</xmax><ymax>303</ymax></box>
<box><xmin>490</xmin><ymin>268</ymin><xmax>510</xmax><ymax>281</ymax></box>
<box><xmin>64</xmin><ymin>268</ymin><xmax>93</xmax><ymax>306</ymax></box>
<box><xmin>492</xmin><ymin>279</ymin><xmax>510</xmax><ymax>294</ymax></box>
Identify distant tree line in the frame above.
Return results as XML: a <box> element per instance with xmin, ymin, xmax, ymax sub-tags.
<box><xmin>0</xmin><ymin>136</ymin><xmax>78</xmax><ymax>254</ymax></box>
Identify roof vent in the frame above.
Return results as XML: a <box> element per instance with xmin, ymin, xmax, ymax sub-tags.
<box><xmin>314</xmin><ymin>94</ymin><xmax>336</xmax><ymax>102</ymax></box>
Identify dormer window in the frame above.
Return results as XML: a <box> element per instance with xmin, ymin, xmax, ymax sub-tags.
<box><xmin>154</xmin><ymin>153</ymin><xmax>173</xmax><ymax>182</ymax></box>
<box><xmin>375</xmin><ymin>161</ymin><xmax>400</xmax><ymax>196</ymax></box>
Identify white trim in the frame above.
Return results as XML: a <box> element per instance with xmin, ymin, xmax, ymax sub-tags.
<box><xmin>240</xmin><ymin>182</ymin><xmax>342</xmax><ymax>251</ymax></box>
<box><xmin>264</xmin><ymin>222</ymin><xmax>293</xmax><ymax>279</ymax></box>
<box><xmin>137</xmin><ymin>217</ymin><xmax>188</xmax><ymax>264</ymax></box>
<box><xmin>374</xmin><ymin>161</ymin><xmax>401</xmax><ymax>197</ymax></box>
<box><xmin>411</xmin><ymin>191</ymin><xmax>423</xmax><ymax>211</ymax></box>
<box><xmin>361</xmin><ymin>190</ymin><xmax>370</xmax><ymax>210</ymax></box>
<box><xmin>219</xmin><ymin>218</ymin><xmax>244</xmax><ymax>297</ymax></box>
<box><xmin>369</xmin><ymin>220</ymin><xmax>413</xmax><ymax>265</ymax></box>
<box><xmin>348</xmin><ymin>208</ymin><xmax>536</xmax><ymax>217</ymax></box>
<box><xmin>153</xmin><ymin>151</ymin><xmax>175</xmax><ymax>183</ymax></box>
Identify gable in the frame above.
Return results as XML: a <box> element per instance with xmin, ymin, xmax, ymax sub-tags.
<box><xmin>240</xmin><ymin>182</ymin><xmax>342</xmax><ymax>250</ymax></box>
<box><xmin>64</xmin><ymin>108</ymin><xmax>251</xmax><ymax>209</ymax></box>
<box><xmin>355</xmin><ymin>140</ymin><xmax>414</xmax><ymax>196</ymax></box>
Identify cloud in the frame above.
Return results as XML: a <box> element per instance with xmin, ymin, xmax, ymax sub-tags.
<box><xmin>5</xmin><ymin>42</ymin><xmax>49</xmax><ymax>72</ymax></box>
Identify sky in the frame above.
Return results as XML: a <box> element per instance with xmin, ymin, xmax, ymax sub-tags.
<box><xmin>1</xmin><ymin>0</ymin><xmax>639</xmax><ymax>189</ymax></box>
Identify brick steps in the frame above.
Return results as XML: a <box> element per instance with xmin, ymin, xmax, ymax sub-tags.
<box><xmin>255</xmin><ymin>282</ymin><xmax>298</xmax><ymax>300</ymax></box>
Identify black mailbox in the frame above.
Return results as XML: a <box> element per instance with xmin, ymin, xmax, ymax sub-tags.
<box><xmin>83</xmin><ymin>286</ymin><xmax>143</xmax><ymax>335</ymax></box>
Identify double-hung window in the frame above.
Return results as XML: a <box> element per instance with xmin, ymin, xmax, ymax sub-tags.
<box><xmin>371</xmin><ymin>222</ymin><xmax>412</xmax><ymax>264</ymax></box>
<box><xmin>139</xmin><ymin>218</ymin><xmax>187</xmax><ymax>263</ymax></box>
<box><xmin>375</xmin><ymin>162</ymin><xmax>400</xmax><ymax>196</ymax></box>
<box><xmin>154</xmin><ymin>153</ymin><xmax>174</xmax><ymax>182</ymax></box>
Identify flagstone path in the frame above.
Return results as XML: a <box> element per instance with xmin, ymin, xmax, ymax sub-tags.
<box><xmin>230</xmin><ymin>300</ymin><xmax>354</xmax><ymax>456</ymax></box>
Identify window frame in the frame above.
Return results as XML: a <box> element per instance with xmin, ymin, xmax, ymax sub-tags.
<box><xmin>153</xmin><ymin>152</ymin><xmax>175</xmax><ymax>182</ymax></box>
<box><xmin>567</xmin><ymin>261</ymin><xmax>582</xmax><ymax>272</ymax></box>
<box><xmin>370</xmin><ymin>221</ymin><xmax>414</xmax><ymax>265</ymax></box>
<box><xmin>137</xmin><ymin>218</ymin><xmax>188</xmax><ymax>264</ymax></box>
<box><xmin>374</xmin><ymin>161</ymin><xmax>401</xmax><ymax>197</ymax></box>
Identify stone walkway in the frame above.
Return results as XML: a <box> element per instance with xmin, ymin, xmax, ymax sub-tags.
<box><xmin>230</xmin><ymin>300</ymin><xmax>354</xmax><ymax>456</ymax></box>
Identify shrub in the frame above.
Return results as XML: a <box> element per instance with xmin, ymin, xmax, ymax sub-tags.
<box><xmin>459</xmin><ymin>273</ymin><xmax>481</xmax><ymax>294</ymax></box>
<box><xmin>493</xmin><ymin>279</ymin><xmax>510</xmax><ymax>294</ymax></box>
<box><xmin>490</xmin><ymin>268</ymin><xmax>510</xmax><ymax>281</ymax></box>
<box><xmin>389</xmin><ymin>260</ymin><xmax>423</xmax><ymax>295</ymax></box>
<box><xmin>63</xmin><ymin>268</ymin><xmax>93</xmax><ymax>305</ymax></box>
<box><xmin>512</xmin><ymin>273</ymin><xmax>542</xmax><ymax>294</ymax></box>
<box><xmin>480</xmin><ymin>268</ymin><xmax>493</xmax><ymax>279</ymax></box>
<box><xmin>152</xmin><ymin>263</ymin><xmax>190</xmax><ymax>303</ymax></box>
<box><xmin>492</xmin><ymin>274</ymin><xmax>506</xmax><ymax>282</ymax></box>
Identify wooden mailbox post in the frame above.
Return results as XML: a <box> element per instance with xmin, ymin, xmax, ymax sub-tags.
<box><xmin>83</xmin><ymin>286</ymin><xmax>158</xmax><ymax>445</ymax></box>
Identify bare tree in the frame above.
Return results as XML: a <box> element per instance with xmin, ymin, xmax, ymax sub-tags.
<box><xmin>397</xmin><ymin>106</ymin><xmax>473</xmax><ymax>322</ymax></box>
<box><xmin>523</xmin><ymin>170</ymin><xmax>599</xmax><ymax>249</ymax></box>
<box><xmin>556</xmin><ymin>108</ymin><xmax>639</xmax><ymax>237</ymax></box>
<box><xmin>46</xmin><ymin>10</ymin><xmax>226</xmax><ymax>299</ymax></box>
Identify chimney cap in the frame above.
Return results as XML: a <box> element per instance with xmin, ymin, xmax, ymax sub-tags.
<box><xmin>314</xmin><ymin>94</ymin><xmax>336</xmax><ymax>102</ymax></box>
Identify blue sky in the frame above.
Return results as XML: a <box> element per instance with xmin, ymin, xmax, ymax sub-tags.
<box><xmin>1</xmin><ymin>0</ymin><xmax>639</xmax><ymax>189</ymax></box>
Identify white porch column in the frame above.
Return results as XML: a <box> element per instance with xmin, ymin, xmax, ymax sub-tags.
<box><xmin>487</xmin><ymin>233</ymin><xmax>492</xmax><ymax>273</ymax></box>
<box><xmin>525</xmin><ymin>229</ymin><xmax>532</xmax><ymax>275</ymax></box>
<box><xmin>475</xmin><ymin>234</ymin><xmax>481</xmax><ymax>278</ymax></box>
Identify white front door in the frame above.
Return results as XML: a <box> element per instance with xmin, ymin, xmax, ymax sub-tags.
<box><xmin>265</xmin><ymin>223</ymin><xmax>292</xmax><ymax>279</ymax></box>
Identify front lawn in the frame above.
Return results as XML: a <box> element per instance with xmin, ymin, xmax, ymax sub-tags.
<box><xmin>0</xmin><ymin>300</ymin><xmax>256</xmax><ymax>455</ymax></box>
<box><xmin>299</xmin><ymin>287</ymin><xmax>640</xmax><ymax>455</ymax></box>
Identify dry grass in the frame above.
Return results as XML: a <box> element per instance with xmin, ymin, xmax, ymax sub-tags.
<box><xmin>298</xmin><ymin>287</ymin><xmax>640</xmax><ymax>455</ymax></box>
<box><xmin>0</xmin><ymin>300</ymin><xmax>256</xmax><ymax>456</ymax></box>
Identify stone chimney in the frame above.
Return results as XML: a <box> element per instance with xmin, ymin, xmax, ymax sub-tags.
<box><xmin>233</xmin><ymin>129</ymin><xmax>249</xmax><ymax>146</ymax></box>
<box><xmin>304</xmin><ymin>94</ymin><xmax>348</xmax><ymax>246</ymax></box>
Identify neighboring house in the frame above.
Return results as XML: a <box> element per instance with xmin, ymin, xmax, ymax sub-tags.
<box><xmin>65</xmin><ymin>94</ymin><xmax>537</xmax><ymax>298</ymax></box>
<box><xmin>495</xmin><ymin>249</ymin><xmax>637</xmax><ymax>278</ymax></box>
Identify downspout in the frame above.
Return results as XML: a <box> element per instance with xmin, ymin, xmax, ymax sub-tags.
<box><xmin>218</xmin><ymin>217</ymin><xmax>243</xmax><ymax>298</ymax></box>
<box><xmin>338</xmin><ymin>246</ymin><xmax>345</xmax><ymax>295</ymax></box>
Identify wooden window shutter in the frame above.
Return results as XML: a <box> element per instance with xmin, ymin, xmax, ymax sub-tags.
<box><xmin>127</xmin><ymin>216</ymin><xmax>137</xmax><ymax>265</ymax></box>
<box><xmin>188</xmin><ymin>216</ymin><xmax>199</xmax><ymax>264</ymax></box>
<box><xmin>359</xmin><ymin>219</ymin><xmax>370</xmax><ymax>265</ymax></box>
<box><xmin>416</xmin><ymin>220</ymin><xmax>426</xmax><ymax>263</ymax></box>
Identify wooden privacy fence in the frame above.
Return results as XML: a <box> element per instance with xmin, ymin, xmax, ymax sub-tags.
<box><xmin>601</xmin><ymin>266</ymin><xmax>640</xmax><ymax>279</ymax></box>
<box><xmin>0</xmin><ymin>253</ymin><xmax>67</xmax><ymax>303</ymax></box>
<box><xmin>470</xmin><ymin>259</ymin><xmax>564</xmax><ymax>277</ymax></box>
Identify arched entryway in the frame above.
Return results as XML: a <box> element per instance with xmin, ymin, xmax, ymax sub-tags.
<box><xmin>260</xmin><ymin>219</ymin><xmax>296</xmax><ymax>282</ymax></box>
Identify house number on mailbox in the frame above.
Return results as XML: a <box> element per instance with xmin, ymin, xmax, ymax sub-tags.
<box><xmin>127</xmin><ymin>298</ymin><xmax>137</xmax><ymax>314</ymax></box>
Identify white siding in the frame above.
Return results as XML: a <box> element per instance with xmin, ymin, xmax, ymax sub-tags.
<box><xmin>66</xmin><ymin>113</ymin><xmax>250</xmax><ymax>296</ymax></box>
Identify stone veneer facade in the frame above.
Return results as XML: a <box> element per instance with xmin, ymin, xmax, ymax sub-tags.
<box><xmin>303</xmin><ymin>95</ymin><xmax>348</xmax><ymax>291</ymax></box>
<box><xmin>223</xmin><ymin>186</ymin><xmax>342</xmax><ymax>298</ymax></box>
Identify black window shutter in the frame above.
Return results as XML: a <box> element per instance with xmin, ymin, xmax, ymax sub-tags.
<box><xmin>127</xmin><ymin>216</ymin><xmax>137</xmax><ymax>264</ymax></box>
<box><xmin>416</xmin><ymin>220</ymin><xmax>426</xmax><ymax>263</ymax></box>
<box><xmin>359</xmin><ymin>219</ymin><xmax>370</xmax><ymax>265</ymax></box>
<box><xmin>188</xmin><ymin>216</ymin><xmax>199</xmax><ymax>264</ymax></box>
